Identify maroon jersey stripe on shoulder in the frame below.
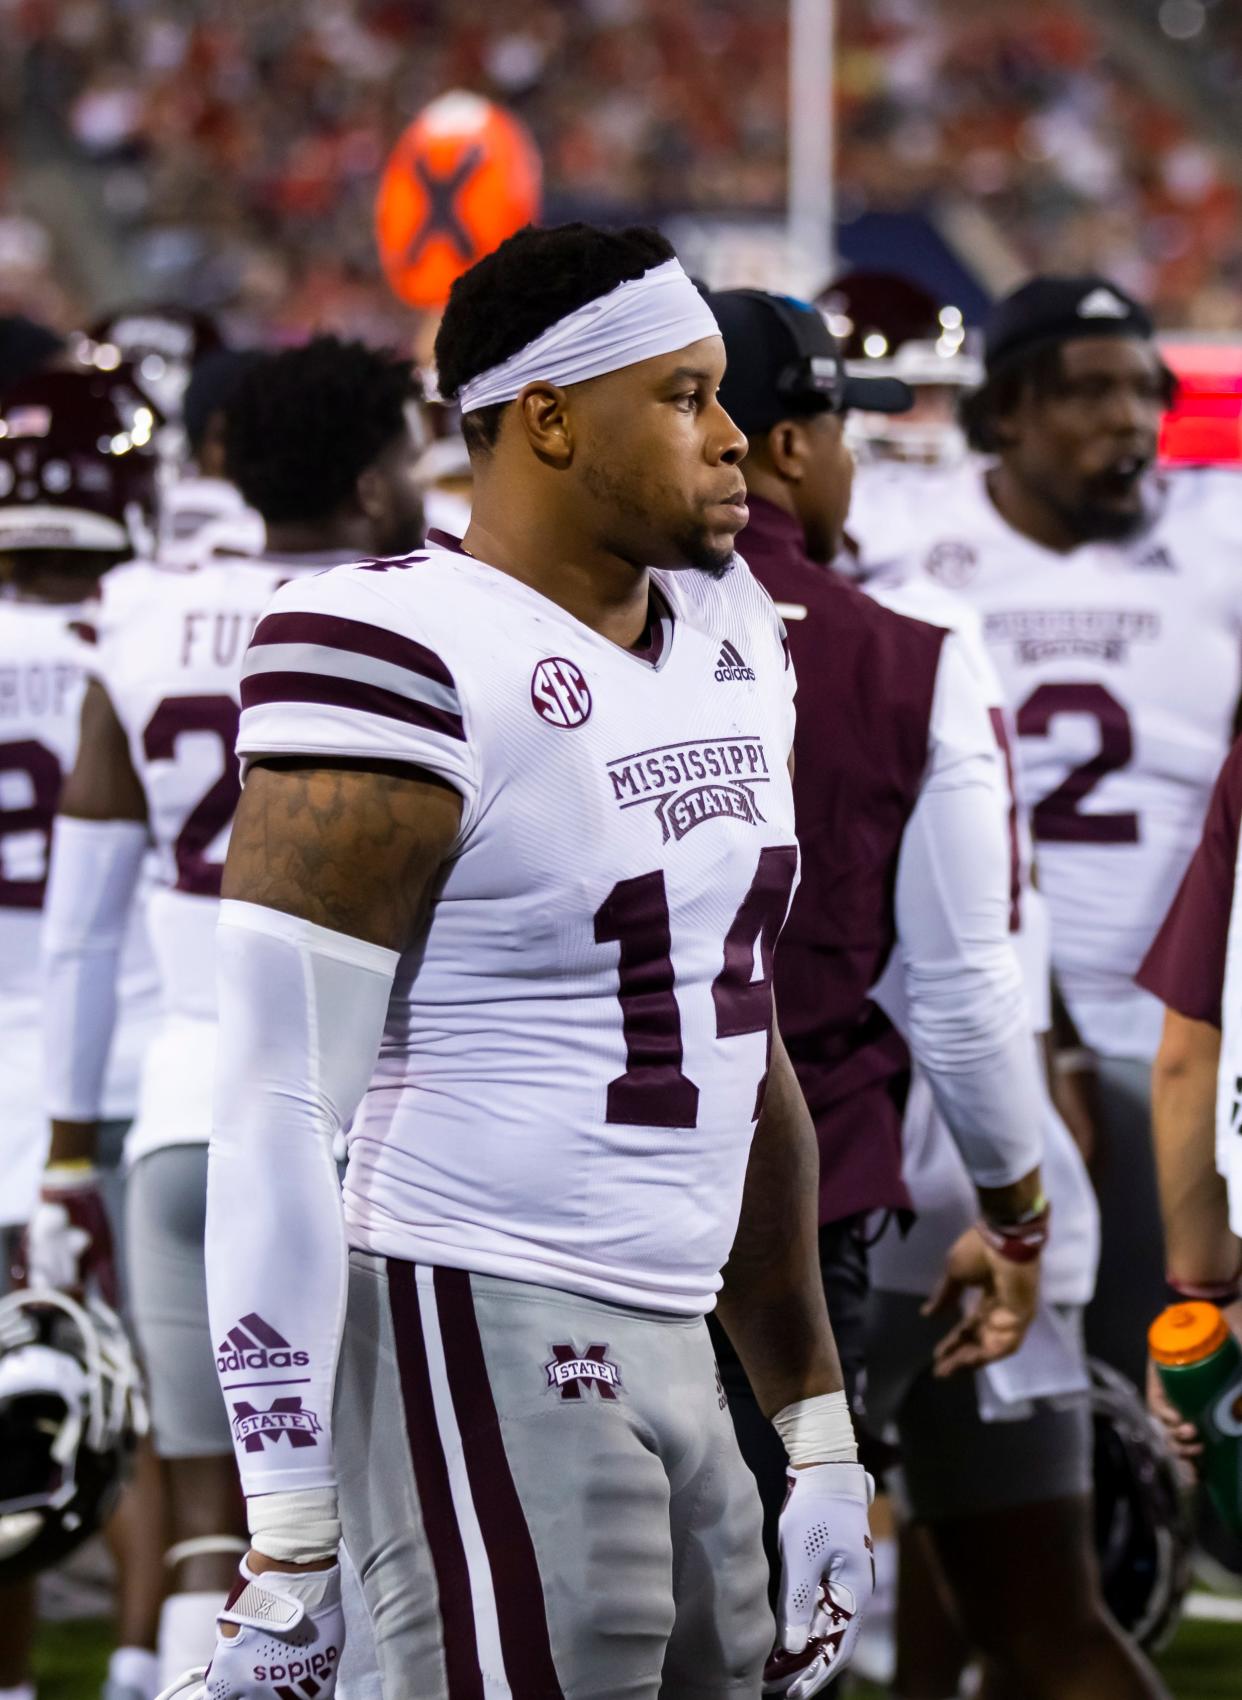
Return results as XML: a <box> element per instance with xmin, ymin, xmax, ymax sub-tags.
<box><xmin>433</xmin><ymin>1267</ymin><xmax>565</xmax><ymax>1698</ymax></box>
<box><xmin>240</xmin><ymin>669</ymin><xmax>466</xmax><ymax>741</ymax></box>
<box><xmin>251</xmin><ymin>610</ymin><xmax>455</xmax><ymax>689</ymax></box>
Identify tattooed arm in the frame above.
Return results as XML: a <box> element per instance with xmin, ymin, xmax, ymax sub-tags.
<box><xmin>715</xmin><ymin>1024</ymin><xmax>843</xmax><ymax>1416</ymax></box>
<box><xmin>221</xmin><ymin>756</ymin><xmax>462</xmax><ymax>944</ymax></box>
<box><xmin>208</xmin><ymin>758</ymin><xmax>462</xmax><ymax>1576</ymax></box>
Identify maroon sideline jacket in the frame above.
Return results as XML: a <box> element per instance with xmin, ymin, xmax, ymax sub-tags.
<box><xmin>1138</xmin><ymin>734</ymin><xmax>1242</xmax><ymax>1029</ymax></box>
<box><xmin>739</xmin><ymin>495</ymin><xmax>947</xmax><ymax>1224</ymax></box>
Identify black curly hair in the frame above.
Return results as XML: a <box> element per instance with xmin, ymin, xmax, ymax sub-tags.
<box><xmin>434</xmin><ymin>222</ymin><xmax>675</xmax><ymax>453</ymax></box>
<box><xmin>223</xmin><ymin>336</ymin><xmax>420</xmax><ymax>524</ymax></box>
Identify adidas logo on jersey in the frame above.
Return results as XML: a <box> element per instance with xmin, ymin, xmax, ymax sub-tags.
<box><xmin>714</xmin><ymin>640</ymin><xmax>755</xmax><ymax>682</ymax></box>
<box><xmin>216</xmin><ymin>1312</ymin><xmax>310</xmax><ymax>1375</ymax></box>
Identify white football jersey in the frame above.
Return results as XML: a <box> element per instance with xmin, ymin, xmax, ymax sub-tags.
<box><xmin>235</xmin><ymin>536</ymin><xmax>798</xmax><ymax>1313</ymax></box>
<box><xmin>96</xmin><ymin>552</ymin><xmax>337</xmax><ymax>1163</ymax></box>
<box><xmin>852</xmin><ymin>460</ymin><xmax>1242</xmax><ymax>1060</ymax></box>
<box><xmin>864</xmin><ymin>573</ymin><xmax>1099</xmax><ymax>1305</ymax></box>
<box><xmin>0</xmin><ymin>601</ymin><xmax>157</xmax><ymax>1224</ymax></box>
<box><xmin>157</xmin><ymin>473</ymin><xmax>265</xmax><ymax>569</ymax></box>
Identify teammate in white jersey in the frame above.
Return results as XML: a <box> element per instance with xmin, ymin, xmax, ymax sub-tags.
<box><xmin>42</xmin><ymin>336</ymin><xmax>426</xmax><ymax>1693</ymax></box>
<box><xmin>174</xmin><ymin>224</ymin><xmax>874</xmax><ymax>1700</ymax></box>
<box><xmin>849</xmin><ymin>274</ymin><xmax>1238</xmax><ymax>1391</ymax></box>
<box><xmin>0</xmin><ymin>365</ymin><xmax>162</xmax><ymax>1700</ymax></box>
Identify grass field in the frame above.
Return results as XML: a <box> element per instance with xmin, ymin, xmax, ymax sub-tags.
<box><xmin>32</xmin><ymin>1611</ymin><xmax>1242</xmax><ymax>1699</ymax></box>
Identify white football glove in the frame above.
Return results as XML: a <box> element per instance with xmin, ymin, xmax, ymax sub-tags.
<box><xmin>21</xmin><ymin>1164</ymin><xmax>118</xmax><ymax>1305</ymax></box>
<box><xmin>763</xmin><ymin>1462</ymin><xmax>875</xmax><ymax>1698</ymax></box>
<box><xmin>160</xmin><ymin>1560</ymin><xmax>345</xmax><ymax>1700</ymax></box>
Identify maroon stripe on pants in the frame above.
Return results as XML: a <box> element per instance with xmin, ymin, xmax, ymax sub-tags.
<box><xmin>433</xmin><ymin>1266</ymin><xmax>565</xmax><ymax>1698</ymax></box>
<box><xmin>386</xmin><ymin>1259</ymin><xmax>484</xmax><ymax>1699</ymax></box>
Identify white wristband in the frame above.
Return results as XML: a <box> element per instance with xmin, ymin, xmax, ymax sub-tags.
<box><xmin>247</xmin><ymin>1486</ymin><xmax>340</xmax><ymax>1563</ymax></box>
<box><xmin>771</xmin><ymin>1390</ymin><xmax>858</xmax><ymax>1467</ymax></box>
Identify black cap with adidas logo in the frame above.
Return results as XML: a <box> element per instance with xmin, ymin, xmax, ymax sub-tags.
<box><xmin>984</xmin><ymin>275</ymin><xmax>1154</xmax><ymax>376</ymax></box>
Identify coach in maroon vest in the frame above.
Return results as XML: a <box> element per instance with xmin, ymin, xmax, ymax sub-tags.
<box><xmin>704</xmin><ymin>287</ymin><xmax>941</xmax><ymax>1571</ymax></box>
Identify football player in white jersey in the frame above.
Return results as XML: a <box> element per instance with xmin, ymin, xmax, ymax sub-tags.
<box><xmin>168</xmin><ymin>224</ymin><xmax>876</xmax><ymax>1700</ymax></box>
<box><xmin>40</xmin><ymin>336</ymin><xmax>426</xmax><ymax>1694</ymax></box>
<box><xmin>849</xmin><ymin>274</ymin><xmax>1239</xmax><ymax>1392</ymax></box>
<box><xmin>0</xmin><ymin>365</ymin><xmax>162</xmax><ymax>1700</ymax></box>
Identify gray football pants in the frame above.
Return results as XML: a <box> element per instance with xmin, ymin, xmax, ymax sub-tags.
<box><xmin>334</xmin><ymin>1253</ymin><xmax>773</xmax><ymax>1699</ymax></box>
<box><xmin>1082</xmin><ymin>1054</ymin><xmax>1165</xmax><ymax>1391</ymax></box>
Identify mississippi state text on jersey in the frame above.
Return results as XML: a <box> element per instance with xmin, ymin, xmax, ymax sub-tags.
<box><xmin>235</xmin><ymin>532</ymin><xmax>799</xmax><ymax>1312</ymax></box>
<box><xmin>851</xmin><ymin>460</ymin><xmax>1242</xmax><ymax>1060</ymax></box>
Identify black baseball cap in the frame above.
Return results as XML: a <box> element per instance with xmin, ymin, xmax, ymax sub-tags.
<box><xmin>704</xmin><ymin>288</ymin><xmax>913</xmax><ymax>437</ymax></box>
<box><xmin>985</xmin><ymin>276</ymin><xmax>1154</xmax><ymax>375</ymax></box>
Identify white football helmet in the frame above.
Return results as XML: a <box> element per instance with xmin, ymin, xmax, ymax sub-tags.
<box><xmin>0</xmin><ymin>1287</ymin><xmax>147</xmax><ymax>1582</ymax></box>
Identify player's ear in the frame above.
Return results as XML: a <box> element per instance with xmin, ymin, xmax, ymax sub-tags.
<box><xmin>355</xmin><ymin>463</ymin><xmax>389</xmax><ymax>525</ymax></box>
<box><xmin>516</xmin><ymin>382</ymin><xmax>574</xmax><ymax>467</ymax></box>
<box><xmin>766</xmin><ymin>420</ymin><xmax>807</xmax><ymax>483</ymax></box>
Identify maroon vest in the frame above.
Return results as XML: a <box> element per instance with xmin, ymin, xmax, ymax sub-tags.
<box><xmin>740</xmin><ymin>498</ymin><xmax>946</xmax><ymax>1222</ymax></box>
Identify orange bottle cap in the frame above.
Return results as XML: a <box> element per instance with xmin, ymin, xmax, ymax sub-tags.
<box><xmin>1149</xmin><ymin>1301</ymin><xmax>1230</xmax><ymax>1366</ymax></box>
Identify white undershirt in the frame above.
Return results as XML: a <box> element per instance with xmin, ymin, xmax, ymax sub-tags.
<box><xmin>879</xmin><ymin>632</ymin><xmax>1044</xmax><ymax>1189</ymax></box>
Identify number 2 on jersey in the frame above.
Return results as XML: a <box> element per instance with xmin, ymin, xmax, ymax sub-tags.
<box><xmin>143</xmin><ymin>695</ymin><xmax>241</xmax><ymax>896</ymax></box>
<box><xmin>1017</xmin><ymin>682</ymin><xmax>1138</xmax><ymax>845</ymax></box>
<box><xmin>594</xmin><ymin>844</ymin><xmax>798</xmax><ymax>1128</ymax></box>
<box><xmin>0</xmin><ymin>738</ymin><xmax>61</xmax><ymax>908</ymax></box>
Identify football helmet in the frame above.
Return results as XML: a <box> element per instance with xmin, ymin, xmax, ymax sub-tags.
<box><xmin>78</xmin><ymin>305</ymin><xmax>223</xmax><ymax>422</ymax></box>
<box><xmin>818</xmin><ymin>271</ymin><xmax>982</xmax><ymax>465</ymax></box>
<box><xmin>0</xmin><ymin>1287</ymin><xmax>147</xmax><ymax>1583</ymax></box>
<box><xmin>0</xmin><ymin>364</ymin><xmax>160</xmax><ymax>556</ymax></box>
<box><xmin>1090</xmin><ymin>1358</ymin><xmax>1191</xmax><ymax>1650</ymax></box>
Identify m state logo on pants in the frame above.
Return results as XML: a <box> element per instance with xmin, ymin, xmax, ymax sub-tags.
<box><xmin>544</xmin><ymin>1343</ymin><xmax>623</xmax><ymax>1400</ymax></box>
<box><xmin>231</xmin><ymin>1396</ymin><xmax>323</xmax><ymax>1452</ymax></box>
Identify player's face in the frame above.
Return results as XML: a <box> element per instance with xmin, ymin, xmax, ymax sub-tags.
<box><xmin>574</xmin><ymin>336</ymin><xmax>749</xmax><ymax>575</ymax></box>
<box><xmin>366</xmin><ymin>421</ymin><xmax>427</xmax><ymax>557</ymax></box>
<box><xmin>798</xmin><ymin>411</ymin><xmax>854</xmax><ymax>561</ymax></box>
<box><xmin>1002</xmin><ymin>338</ymin><xmax>1170</xmax><ymax>542</ymax></box>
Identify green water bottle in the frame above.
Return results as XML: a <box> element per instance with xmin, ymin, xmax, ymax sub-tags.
<box><xmin>1149</xmin><ymin>1301</ymin><xmax>1242</xmax><ymax>1537</ymax></box>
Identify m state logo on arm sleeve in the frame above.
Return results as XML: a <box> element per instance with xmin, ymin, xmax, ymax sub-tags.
<box><xmin>231</xmin><ymin>1396</ymin><xmax>323</xmax><ymax>1451</ymax></box>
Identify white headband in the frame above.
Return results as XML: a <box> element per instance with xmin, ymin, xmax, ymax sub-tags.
<box><xmin>456</xmin><ymin>259</ymin><xmax>720</xmax><ymax>415</ymax></box>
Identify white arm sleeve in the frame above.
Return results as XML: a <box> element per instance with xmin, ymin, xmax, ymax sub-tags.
<box><xmin>206</xmin><ymin>899</ymin><xmax>398</xmax><ymax>1525</ymax></box>
<box><xmin>892</xmin><ymin>635</ymin><xmax>1044</xmax><ymax>1190</ymax></box>
<box><xmin>42</xmin><ymin>816</ymin><xmax>148</xmax><ymax>1122</ymax></box>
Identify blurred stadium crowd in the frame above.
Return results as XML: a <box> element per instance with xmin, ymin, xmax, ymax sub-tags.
<box><xmin>2</xmin><ymin>0</ymin><xmax>1242</xmax><ymax>338</ymax></box>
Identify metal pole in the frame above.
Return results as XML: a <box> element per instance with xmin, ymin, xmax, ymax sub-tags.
<box><xmin>788</xmin><ymin>0</ymin><xmax>834</xmax><ymax>292</ymax></box>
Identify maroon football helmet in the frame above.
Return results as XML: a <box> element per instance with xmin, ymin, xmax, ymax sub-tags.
<box><xmin>0</xmin><ymin>365</ymin><xmax>160</xmax><ymax>555</ymax></box>
<box><xmin>818</xmin><ymin>271</ymin><xmax>981</xmax><ymax>465</ymax></box>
